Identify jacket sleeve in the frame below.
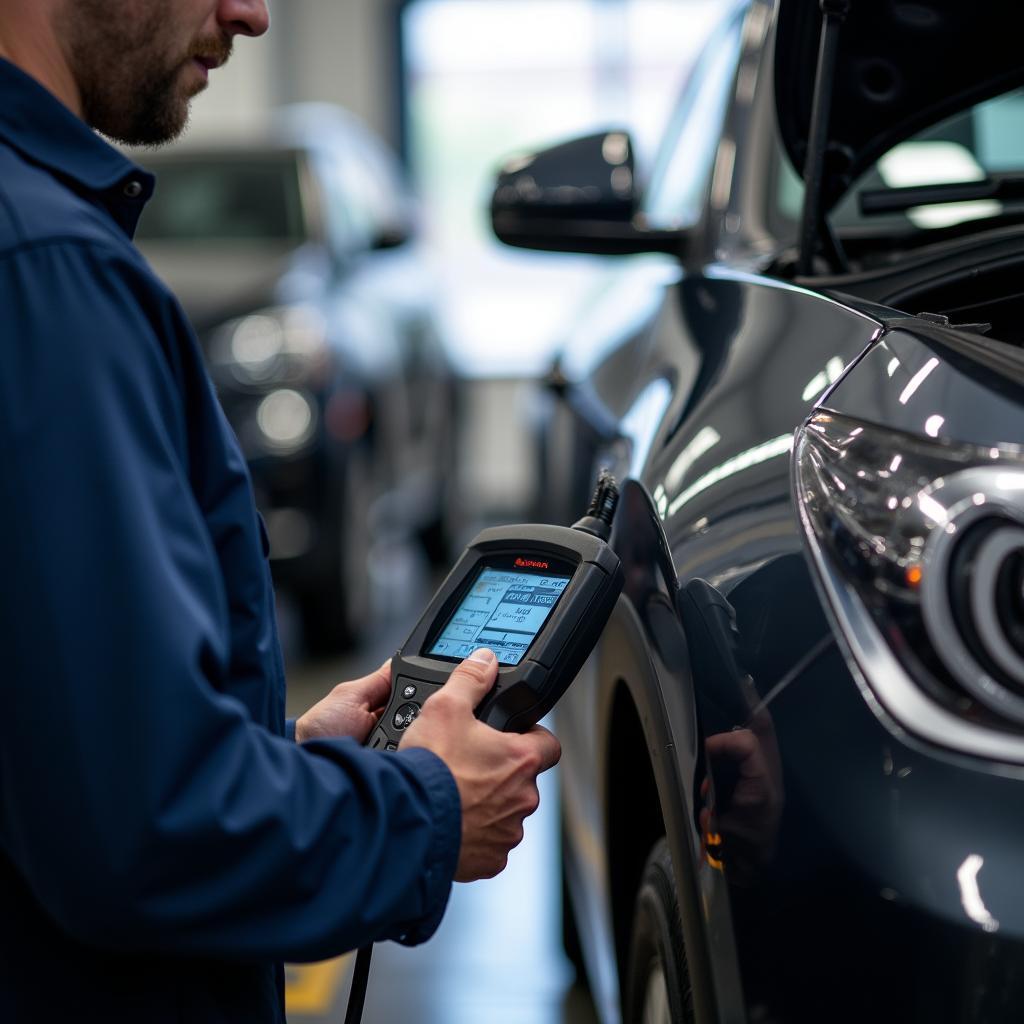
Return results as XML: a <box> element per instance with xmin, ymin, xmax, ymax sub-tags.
<box><xmin>0</xmin><ymin>240</ymin><xmax>460</xmax><ymax>962</ymax></box>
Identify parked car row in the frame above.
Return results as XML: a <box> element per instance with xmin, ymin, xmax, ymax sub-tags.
<box><xmin>490</xmin><ymin>0</ymin><xmax>1024</xmax><ymax>1021</ymax></box>
<box><xmin>135</xmin><ymin>105</ymin><xmax>456</xmax><ymax>652</ymax></box>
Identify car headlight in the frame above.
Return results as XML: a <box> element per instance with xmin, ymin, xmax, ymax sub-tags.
<box><xmin>256</xmin><ymin>388</ymin><xmax>317</xmax><ymax>453</ymax></box>
<box><xmin>796</xmin><ymin>411</ymin><xmax>1024</xmax><ymax>758</ymax></box>
<box><xmin>211</xmin><ymin>306</ymin><xmax>328</xmax><ymax>387</ymax></box>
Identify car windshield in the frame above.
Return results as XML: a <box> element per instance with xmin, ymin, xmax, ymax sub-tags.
<box><xmin>641</xmin><ymin>2</ymin><xmax>748</xmax><ymax>231</ymax></box>
<box><xmin>136</xmin><ymin>153</ymin><xmax>306</xmax><ymax>243</ymax></box>
<box><xmin>776</xmin><ymin>87</ymin><xmax>1024</xmax><ymax>237</ymax></box>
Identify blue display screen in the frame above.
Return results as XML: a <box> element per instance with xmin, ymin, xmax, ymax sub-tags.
<box><xmin>428</xmin><ymin>567</ymin><xmax>572</xmax><ymax>665</ymax></box>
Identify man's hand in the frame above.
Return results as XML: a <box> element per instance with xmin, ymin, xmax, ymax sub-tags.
<box><xmin>399</xmin><ymin>648</ymin><xmax>561</xmax><ymax>882</ymax></box>
<box><xmin>295</xmin><ymin>661</ymin><xmax>392</xmax><ymax>745</ymax></box>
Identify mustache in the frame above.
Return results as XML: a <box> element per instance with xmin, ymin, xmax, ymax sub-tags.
<box><xmin>187</xmin><ymin>34</ymin><xmax>233</xmax><ymax>68</ymax></box>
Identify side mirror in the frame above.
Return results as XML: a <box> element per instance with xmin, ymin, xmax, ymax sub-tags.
<box><xmin>371</xmin><ymin>225</ymin><xmax>411</xmax><ymax>251</ymax></box>
<box><xmin>491</xmin><ymin>131</ymin><xmax>686</xmax><ymax>257</ymax></box>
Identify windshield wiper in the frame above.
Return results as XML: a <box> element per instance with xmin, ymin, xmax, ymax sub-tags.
<box><xmin>860</xmin><ymin>176</ymin><xmax>1024</xmax><ymax>215</ymax></box>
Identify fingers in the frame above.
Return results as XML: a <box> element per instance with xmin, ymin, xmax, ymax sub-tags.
<box><xmin>438</xmin><ymin>648</ymin><xmax>498</xmax><ymax>712</ymax></box>
<box><xmin>403</xmin><ymin>648</ymin><xmax>561</xmax><ymax>883</ymax></box>
<box><xmin>521</xmin><ymin>725</ymin><xmax>561</xmax><ymax>773</ymax></box>
<box><xmin>705</xmin><ymin>728</ymin><xmax>758</xmax><ymax>763</ymax></box>
<box><xmin>336</xmin><ymin>660</ymin><xmax>393</xmax><ymax>710</ymax></box>
<box><xmin>706</xmin><ymin>730</ymin><xmax>770</xmax><ymax>786</ymax></box>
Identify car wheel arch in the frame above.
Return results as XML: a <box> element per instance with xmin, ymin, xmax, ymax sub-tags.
<box><xmin>595</xmin><ymin>604</ymin><xmax>719</xmax><ymax>1024</ymax></box>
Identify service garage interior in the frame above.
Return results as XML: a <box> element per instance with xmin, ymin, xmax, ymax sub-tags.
<box><xmin>15</xmin><ymin>0</ymin><xmax>1024</xmax><ymax>1022</ymax></box>
<box><xmin>163</xmin><ymin>4</ymin><xmax>709</xmax><ymax>1020</ymax></box>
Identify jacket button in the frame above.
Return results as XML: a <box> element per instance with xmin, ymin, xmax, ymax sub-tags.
<box><xmin>122</xmin><ymin>180</ymin><xmax>144</xmax><ymax>199</ymax></box>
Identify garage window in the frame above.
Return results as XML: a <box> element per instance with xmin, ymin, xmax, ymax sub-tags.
<box><xmin>400</xmin><ymin>0</ymin><xmax>723</xmax><ymax>372</ymax></box>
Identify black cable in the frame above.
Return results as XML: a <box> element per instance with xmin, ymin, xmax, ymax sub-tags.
<box><xmin>343</xmin><ymin>944</ymin><xmax>374</xmax><ymax>1024</ymax></box>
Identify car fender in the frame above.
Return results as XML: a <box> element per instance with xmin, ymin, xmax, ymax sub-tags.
<box><xmin>589</xmin><ymin>479</ymin><xmax>747</xmax><ymax>1023</ymax></box>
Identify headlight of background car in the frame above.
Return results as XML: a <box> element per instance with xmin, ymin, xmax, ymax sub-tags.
<box><xmin>210</xmin><ymin>305</ymin><xmax>329</xmax><ymax>387</ymax></box>
<box><xmin>255</xmin><ymin>388</ymin><xmax>317</xmax><ymax>453</ymax></box>
<box><xmin>796</xmin><ymin>411</ymin><xmax>1024</xmax><ymax>744</ymax></box>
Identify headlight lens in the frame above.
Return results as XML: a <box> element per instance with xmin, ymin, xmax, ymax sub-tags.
<box><xmin>212</xmin><ymin>306</ymin><xmax>328</xmax><ymax>386</ymax></box>
<box><xmin>796</xmin><ymin>411</ymin><xmax>1024</xmax><ymax>742</ymax></box>
<box><xmin>256</xmin><ymin>389</ymin><xmax>317</xmax><ymax>452</ymax></box>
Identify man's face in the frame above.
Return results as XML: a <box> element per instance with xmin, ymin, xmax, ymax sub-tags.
<box><xmin>64</xmin><ymin>0</ymin><xmax>268</xmax><ymax>146</ymax></box>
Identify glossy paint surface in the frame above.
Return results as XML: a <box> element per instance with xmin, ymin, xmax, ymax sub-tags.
<box><xmin>826</xmin><ymin>325</ymin><xmax>1024</xmax><ymax>450</ymax></box>
<box><xmin>560</xmin><ymin>267</ymin><xmax>1024</xmax><ymax>1024</ymax></box>
<box><xmin>537</xmin><ymin>0</ymin><xmax>1024</xmax><ymax>1019</ymax></box>
<box><xmin>559</xmin><ymin>271</ymin><xmax>878</xmax><ymax>1021</ymax></box>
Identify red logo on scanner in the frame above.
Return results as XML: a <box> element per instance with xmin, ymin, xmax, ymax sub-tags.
<box><xmin>515</xmin><ymin>557</ymin><xmax>550</xmax><ymax>570</ymax></box>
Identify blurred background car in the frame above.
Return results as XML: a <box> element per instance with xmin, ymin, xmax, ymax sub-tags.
<box><xmin>134</xmin><ymin>104</ymin><xmax>457</xmax><ymax>653</ymax></box>
<box><xmin>489</xmin><ymin>0</ymin><xmax>1024</xmax><ymax>1021</ymax></box>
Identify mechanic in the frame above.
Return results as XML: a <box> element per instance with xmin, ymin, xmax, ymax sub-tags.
<box><xmin>0</xmin><ymin>1</ymin><xmax>560</xmax><ymax>1021</ymax></box>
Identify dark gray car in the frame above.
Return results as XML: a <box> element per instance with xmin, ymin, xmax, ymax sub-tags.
<box><xmin>492</xmin><ymin>1</ymin><xmax>1024</xmax><ymax>1021</ymax></box>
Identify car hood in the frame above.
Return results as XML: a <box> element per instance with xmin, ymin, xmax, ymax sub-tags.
<box><xmin>775</xmin><ymin>0</ymin><xmax>1024</xmax><ymax>210</ymax></box>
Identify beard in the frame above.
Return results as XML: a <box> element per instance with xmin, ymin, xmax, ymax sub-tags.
<box><xmin>63</xmin><ymin>1</ymin><xmax>232</xmax><ymax>146</ymax></box>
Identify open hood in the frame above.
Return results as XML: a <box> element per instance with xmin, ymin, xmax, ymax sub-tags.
<box><xmin>776</xmin><ymin>0</ymin><xmax>1024</xmax><ymax>212</ymax></box>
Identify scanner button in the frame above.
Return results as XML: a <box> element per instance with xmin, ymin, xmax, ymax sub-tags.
<box><xmin>402</xmin><ymin>685</ymin><xmax>417</xmax><ymax>699</ymax></box>
<box><xmin>393</xmin><ymin>703</ymin><xmax>420</xmax><ymax>731</ymax></box>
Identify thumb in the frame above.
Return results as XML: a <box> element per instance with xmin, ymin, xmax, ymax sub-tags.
<box><xmin>441</xmin><ymin>648</ymin><xmax>498</xmax><ymax>711</ymax></box>
<box><xmin>337</xmin><ymin>660</ymin><xmax>392</xmax><ymax>708</ymax></box>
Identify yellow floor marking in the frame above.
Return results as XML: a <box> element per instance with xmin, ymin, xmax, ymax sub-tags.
<box><xmin>285</xmin><ymin>954</ymin><xmax>352</xmax><ymax>1016</ymax></box>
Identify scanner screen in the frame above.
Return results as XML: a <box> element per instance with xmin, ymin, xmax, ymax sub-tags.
<box><xmin>428</xmin><ymin>567</ymin><xmax>572</xmax><ymax>665</ymax></box>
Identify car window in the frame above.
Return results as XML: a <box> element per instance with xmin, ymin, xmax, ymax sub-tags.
<box><xmin>641</xmin><ymin>5</ymin><xmax>747</xmax><ymax>230</ymax></box>
<box><xmin>315</xmin><ymin>155</ymin><xmax>360</xmax><ymax>251</ymax></box>
<box><xmin>317</xmin><ymin>136</ymin><xmax>410</xmax><ymax>253</ymax></box>
<box><xmin>349</xmin><ymin>137</ymin><xmax>410</xmax><ymax>241</ymax></box>
<box><xmin>137</xmin><ymin>154</ymin><xmax>305</xmax><ymax>243</ymax></box>
<box><xmin>777</xmin><ymin>89</ymin><xmax>1024</xmax><ymax>235</ymax></box>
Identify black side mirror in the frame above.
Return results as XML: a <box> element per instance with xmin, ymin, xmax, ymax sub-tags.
<box><xmin>371</xmin><ymin>225</ymin><xmax>411</xmax><ymax>251</ymax></box>
<box><xmin>491</xmin><ymin>131</ymin><xmax>686</xmax><ymax>257</ymax></box>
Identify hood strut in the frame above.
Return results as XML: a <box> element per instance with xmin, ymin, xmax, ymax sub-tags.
<box><xmin>797</xmin><ymin>0</ymin><xmax>849</xmax><ymax>276</ymax></box>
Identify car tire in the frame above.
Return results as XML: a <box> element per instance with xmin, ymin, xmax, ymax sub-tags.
<box><xmin>561</xmin><ymin>836</ymin><xmax>587</xmax><ymax>982</ymax></box>
<box><xmin>300</xmin><ymin>445</ymin><xmax>374</xmax><ymax>655</ymax></box>
<box><xmin>624</xmin><ymin>837</ymin><xmax>695</xmax><ymax>1024</ymax></box>
<box><xmin>416</xmin><ymin>380</ymin><xmax>460</xmax><ymax>566</ymax></box>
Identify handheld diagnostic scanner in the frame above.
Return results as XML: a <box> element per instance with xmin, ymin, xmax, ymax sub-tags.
<box><xmin>345</xmin><ymin>476</ymin><xmax>623</xmax><ymax>1024</ymax></box>
<box><xmin>366</xmin><ymin>472</ymin><xmax>624</xmax><ymax>748</ymax></box>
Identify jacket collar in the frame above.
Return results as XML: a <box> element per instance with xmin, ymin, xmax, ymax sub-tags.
<box><xmin>0</xmin><ymin>58</ymin><xmax>155</xmax><ymax>237</ymax></box>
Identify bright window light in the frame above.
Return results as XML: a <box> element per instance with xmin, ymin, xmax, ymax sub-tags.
<box><xmin>402</xmin><ymin>0</ymin><xmax>724</xmax><ymax>375</ymax></box>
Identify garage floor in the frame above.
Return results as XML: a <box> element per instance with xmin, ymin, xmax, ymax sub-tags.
<box><xmin>281</xmin><ymin>556</ymin><xmax>601</xmax><ymax>1024</ymax></box>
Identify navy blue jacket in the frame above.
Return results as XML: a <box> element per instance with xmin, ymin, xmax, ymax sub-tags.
<box><xmin>0</xmin><ymin>59</ymin><xmax>460</xmax><ymax>1022</ymax></box>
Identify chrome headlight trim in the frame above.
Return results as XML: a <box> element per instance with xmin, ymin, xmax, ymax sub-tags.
<box><xmin>919</xmin><ymin>469</ymin><xmax>1024</xmax><ymax>723</ymax></box>
<box><xmin>803</xmin><ymin>514</ymin><xmax>1024</xmax><ymax>764</ymax></box>
<box><xmin>795</xmin><ymin>411</ymin><xmax>1024</xmax><ymax>764</ymax></box>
